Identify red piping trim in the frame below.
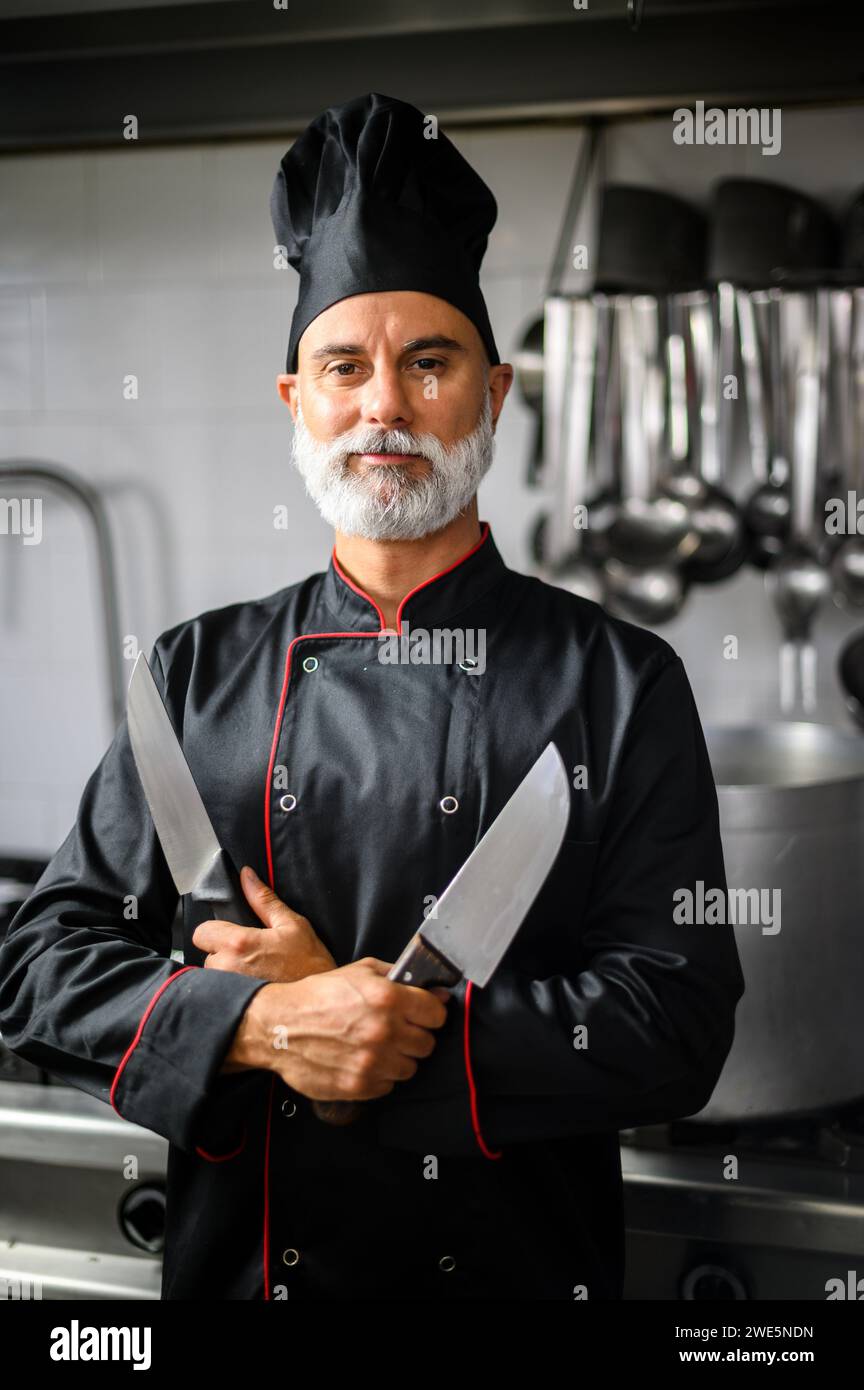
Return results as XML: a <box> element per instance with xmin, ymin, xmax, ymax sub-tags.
<box><xmin>263</xmin><ymin>1073</ymin><xmax>275</xmax><ymax>1299</ymax></box>
<box><xmin>463</xmin><ymin>981</ymin><xmax>502</xmax><ymax>1159</ymax></box>
<box><xmin>330</xmin><ymin>552</ymin><xmax>388</xmax><ymax>631</ymax></box>
<box><xmin>395</xmin><ymin>521</ymin><xmax>490</xmax><ymax>634</ymax></box>
<box><xmin>330</xmin><ymin>520</ymin><xmax>491</xmax><ymax>636</ymax></box>
<box><xmin>195</xmin><ymin>1126</ymin><xmax>247</xmax><ymax>1163</ymax></box>
<box><xmin>263</xmin><ymin>631</ymin><xmax>380</xmax><ymax>887</ymax></box>
<box><xmin>110</xmin><ymin>966</ymin><xmax>196</xmax><ymax>1115</ymax></box>
<box><xmin>111</xmin><ymin>966</ymin><xmax>253</xmax><ymax>1159</ymax></box>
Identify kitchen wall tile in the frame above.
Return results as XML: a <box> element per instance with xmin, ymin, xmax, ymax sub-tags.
<box><xmin>0</xmin><ymin>154</ymin><xmax>90</xmax><ymax>286</ymax></box>
<box><xmin>209</xmin><ymin>141</ymin><xmax>291</xmax><ymax>283</ymax></box>
<box><xmin>94</xmin><ymin>146</ymin><xmax>215</xmax><ymax>284</ymax></box>
<box><xmin>0</xmin><ymin>291</ymin><xmax>36</xmax><ymax>414</ymax></box>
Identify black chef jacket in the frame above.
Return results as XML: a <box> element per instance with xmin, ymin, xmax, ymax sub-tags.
<box><xmin>0</xmin><ymin>520</ymin><xmax>744</xmax><ymax>1301</ymax></box>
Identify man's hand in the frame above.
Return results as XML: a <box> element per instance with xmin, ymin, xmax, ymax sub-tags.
<box><xmin>220</xmin><ymin>959</ymin><xmax>451</xmax><ymax>1100</ymax></box>
<box><xmin>192</xmin><ymin>865</ymin><xmax>337</xmax><ymax>984</ymax></box>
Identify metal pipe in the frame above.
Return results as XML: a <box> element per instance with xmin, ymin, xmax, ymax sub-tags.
<box><xmin>0</xmin><ymin>460</ymin><xmax>125</xmax><ymax>727</ymax></box>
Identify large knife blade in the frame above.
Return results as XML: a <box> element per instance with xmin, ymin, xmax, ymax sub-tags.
<box><xmin>314</xmin><ymin>740</ymin><xmax>571</xmax><ymax>1126</ymax></box>
<box><xmin>127</xmin><ymin>650</ymin><xmax>259</xmax><ymax>930</ymax></box>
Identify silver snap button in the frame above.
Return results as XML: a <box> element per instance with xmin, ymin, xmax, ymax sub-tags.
<box><xmin>439</xmin><ymin>1255</ymin><xmax>457</xmax><ymax>1272</ymax></box>
<box><xmin>302</xmin><ymin>656</ymin><xmax>318</xmax><ymax>672</ymax></box>
<box><xmin>279</xmin><ymin>793</ymin><xmax>297</xmax><ymax>813</ymax></box>
<box><xmin>282</xmin><ymin>1248</ymin><xmax>301</xmax><ymax>1267</ymax></box>
<box><xmin>458</xmin><ymin>658</ymin><xmax>478</xmax><ymax>671</ymax></box>
<box><xmin>440</xmin><ymin>796</ymin><xmax>459</xmax><ymax>814</ymax></box>
<box><xmin>281</xmin><ymin>1098</ymin><xmax>297</xmax><ymax>1118</ymax></box>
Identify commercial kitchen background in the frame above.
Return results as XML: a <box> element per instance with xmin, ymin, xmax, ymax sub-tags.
<box><xmin>3</xmin><ymin>102</ymin><xmax>863</xmax><ymax>857</ymax></box>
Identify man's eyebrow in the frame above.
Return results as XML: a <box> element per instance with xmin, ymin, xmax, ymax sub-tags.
<box><xmin>402</xmin><ymin>336</ymin><xmax>466</xmax><ymax>354</ymax></box>
<box><xmin>308</xmin><ymin>335</ymin><xmax>467</xmax><ymax>362</ymax></box>
<box><xmin>309</xmin><ymin>343</ymin><xmax>366</xmax><ymax>361</ymax></box>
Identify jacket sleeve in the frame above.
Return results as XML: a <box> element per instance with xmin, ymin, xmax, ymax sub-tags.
<box><xmin>375</xmin><ymin>654</ymin><xmax>746</xmax><ymax>1157</ymax></box>
<box><xmin>0</xmin><ymin>641</ymin><xmax>269</xmax><ymax>1158</ymax></box>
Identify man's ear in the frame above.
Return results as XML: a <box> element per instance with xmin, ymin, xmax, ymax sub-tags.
<box><xmin>488</xmin><ymin>363</ymin><xmax>514</xmax><ymax>428</ymax></box>
<box><xmin>276</xmin><ymin>373</ymin><xmax>299</xmax><ymax>417</ymax></box>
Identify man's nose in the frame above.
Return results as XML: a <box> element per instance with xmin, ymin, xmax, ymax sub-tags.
<box><xmin>359</xmin><ymin>369</ymin><xmax>414</xmax><ymax>431</ymax></box>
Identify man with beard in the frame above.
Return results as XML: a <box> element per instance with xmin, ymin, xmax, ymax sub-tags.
<box><xmin>0</xmin><ymin>93</ymin><xmax>744</xmax><ymax>1302</ymax></box>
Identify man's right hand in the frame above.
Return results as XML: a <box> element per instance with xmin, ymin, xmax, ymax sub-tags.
<box><xmin>220</xmin><ymin>957</ymin><xmax>451</xmax><ymax>1102</ymax></box>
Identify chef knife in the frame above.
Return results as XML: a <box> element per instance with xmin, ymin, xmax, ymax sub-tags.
<box><xmin>313</xmin><ymin>739</ymin><xmax>571</xmax><ymax>1126</ymax></box>
<box><xmin>126</xmin><ymin>650</ymin><xmax>260</xmax><ymax>930</ymax></box>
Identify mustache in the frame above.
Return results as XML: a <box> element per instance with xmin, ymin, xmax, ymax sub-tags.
<box><xmin>291</xmin><ymin>393</ymin><xmax>495</xmax><ymax>483</ymax></box>
<box><xmin>329</xmin><ymin>428</ymin><xmax>438</xmax><ymax>465</ymax></box>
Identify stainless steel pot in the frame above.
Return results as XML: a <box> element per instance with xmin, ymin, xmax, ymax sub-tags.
<box><xmin>695</xmin><ymin>721</ymin><xmax>864</xmax><ymax>1123</ymax></box>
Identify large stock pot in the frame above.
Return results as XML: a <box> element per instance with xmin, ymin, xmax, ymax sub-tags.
<box><xmin>695</xmin><ymin>721</ymin><xmax>864</xmax><ymax>1122</ymax></box>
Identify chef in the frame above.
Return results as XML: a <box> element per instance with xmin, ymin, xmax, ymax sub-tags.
<box><xmin>0</xmin><ymin>92</ymin><xmax>744</xmax><ymax>1301</ymax></box>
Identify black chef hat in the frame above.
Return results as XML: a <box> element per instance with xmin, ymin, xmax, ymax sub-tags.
<box><xmin>270</xmin><ymin>92</ymin><xmax>501</xmax><ymax>373</ymax></box>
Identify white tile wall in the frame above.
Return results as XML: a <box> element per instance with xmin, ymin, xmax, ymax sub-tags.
<box><xmin>1</xmin><ymin>103</ymin><xmax>863</xmax><ymax>856</ymax></box>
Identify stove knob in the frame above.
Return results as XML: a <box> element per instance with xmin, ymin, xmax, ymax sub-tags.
<box><xmin>680</xmin><ymin>1263</ymin><xmax>749</xmax><ymax>1300</ymax></box>
<box><xmin>118</xmin><ymin>1182</ymin><xmax>166</xmax><ymax>1254</ymax></box>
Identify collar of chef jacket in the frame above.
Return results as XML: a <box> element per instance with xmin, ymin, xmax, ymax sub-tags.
<box><xmin>321</xmin><ymin>517</ymin><xmax>507</xmax><ymax>634</ymax></box>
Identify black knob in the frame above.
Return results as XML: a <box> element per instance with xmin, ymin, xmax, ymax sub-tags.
<box><xmin>680</xmin><ymin>1263</ymin><xmax>749</xmax><ymax>1301</ymax></box>
<box><xmin>118</xmin><ymin>1182</ymin><xmax>166</xmax><ymax>1254</ymax></box>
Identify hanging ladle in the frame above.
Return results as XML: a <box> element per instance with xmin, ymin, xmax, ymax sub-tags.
<box><xmin>768</xmin><ymin>292</ymin><xmax>831</xmax><ymax>714</ymax></box>
<box><xmin>831</xmin><ymin>287</ymin><xmax>864</xmax><ymax>606</ymax></box>
<box><xmin>546</xmin><ymin>295</ymin><xmax>604</xmax><ymax>602</ymax></box>
<box><xmin>742</xmin><ymin>289</ymin><xmax>792</xmax><ymax>569</ymax></box>
<box><xmin>659</xmin><ymin>290</ymin><xmax>746</xmax><ymax>583</ymax></box>
<box><xmin>603</xmin><ymin>296</ymin><xmax>698</xmax><ymax>567</ymax></box>
<box><xmin>600</xmin><ymin>298</ymin><xmax>689</xmax><ymax>624</ymax></box>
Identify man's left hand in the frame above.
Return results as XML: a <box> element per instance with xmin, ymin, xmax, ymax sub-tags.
<box><xmin>192</xmin><ymin>865</ymin><xmax>337</xmax><ymax>983</ymax></box>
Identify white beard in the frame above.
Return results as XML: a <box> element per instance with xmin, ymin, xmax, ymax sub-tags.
<box><xmin>290</xmin><ymin>390</ymin><xmax>495</xmax><ymax>541</ymax></box>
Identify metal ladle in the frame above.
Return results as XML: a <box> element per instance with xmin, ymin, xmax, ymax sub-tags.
<box><xmin>602</xmin><ymin>556</ymin><xmax>687</xmax><ymax>625</ymax></box>
<box><xmin>659</xmin><ymin>291</ymin><xmax>745</xmax><ymax>583</ymax></box>
<box><xmin>600</xmin><ymin>298</ymin><xmax>690</xmax><ymax>625</ymax></box>
<box><xmin>529</xmin><ymin>297</ymin><xmax>579</xmax><ymax>577</ymax></box>
<box><xmin>604</xmin><ymin>295</ymin><xmax>698</xmax><ymax>567</ymax></box>
<box><xmin>547</xmin><ymin>295</ymin><xmax>604</xmax><ymax>602</ymax></box>
<box><xmin>743</xmin><ymin>289</ymin><xmax>792</xmax><ymax>569</ymax></box>
<box><xmin>531</xmin><ymin>294</ymin><xmax>618</xmax><ymax>595</ymax></box>
<box><xmin>831</xmin><ymin>287</ymin><xmax>864</xmax><ymax>606</ymax></box>
<box><xmin>580</xmin><ymin>293</ymin><xmax>626</xmax><ymax>566</ymax></box>
<box><xmin>769</xmin><ymin>292</ymin><xmax>832</xmax><ymax>714</ymax></box>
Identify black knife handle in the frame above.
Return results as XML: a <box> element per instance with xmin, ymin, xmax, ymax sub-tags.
<box><xmin>313</xmin><ymin>932</ymin><xmax>462</xmax><ymax>1127</ymax></box>
<box><xmin>189</xmin><ymin>847</ymin><xmax>260</xmax><ymax>930</ymax></box>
